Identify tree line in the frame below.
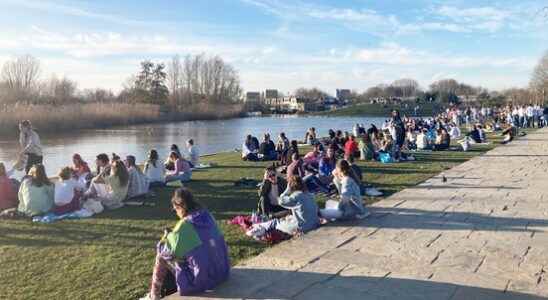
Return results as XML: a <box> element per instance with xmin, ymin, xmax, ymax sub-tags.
<box><xmin>0</xmin><ymin>54</ymin><xmax>243</xmax><ymax>106</ymax></box>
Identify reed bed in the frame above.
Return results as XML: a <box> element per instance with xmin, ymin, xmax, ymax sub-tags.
<box><xmin>0</xmin><ymin>102</ymin><xmax>244</xmax><ymax>137</ymax></box>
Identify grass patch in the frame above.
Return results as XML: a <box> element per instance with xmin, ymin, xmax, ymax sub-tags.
<box><xmin>0</xmin><ymin>129</ymin><xmax>525</xmax><ymax>299</ymax></box>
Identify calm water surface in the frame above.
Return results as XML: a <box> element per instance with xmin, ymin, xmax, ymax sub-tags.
<box><xmin>0</xmin><ymin>115</ymin><xmax>386</xmax><ymax>176</ymax></box>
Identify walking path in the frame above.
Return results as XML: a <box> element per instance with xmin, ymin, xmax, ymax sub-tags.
<box><xmin>169</xmin><ymin>129</ymin><xmax>548</xmax><ymax>300</ymax></box>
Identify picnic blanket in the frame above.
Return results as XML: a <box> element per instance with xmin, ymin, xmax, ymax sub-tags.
<box><xmin>32</xmin><ymin>208</ymin><xmax>94</xmax><ymax>224</ymax></box>
<box><xmin>228</xmin><ymin>215</ymin><xmax>290</xmax><ymax>244</ymax></box>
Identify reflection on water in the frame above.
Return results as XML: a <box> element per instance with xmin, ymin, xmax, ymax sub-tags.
<box><xmin>0</xmin><ymin>115</ymin><xmax>385</xmax><ymax>176</ymax></box>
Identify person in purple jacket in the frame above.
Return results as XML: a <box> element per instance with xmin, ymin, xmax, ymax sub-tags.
<box><xmin>140</xmin><ymin>188</ymin><xmax>230</xmax><ymax>300</ymax></box>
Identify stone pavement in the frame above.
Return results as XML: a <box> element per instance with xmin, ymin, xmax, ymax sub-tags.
<box><xmin>168</xmin><ymin>129</ymin><xmax>548</xmax><ymax>300</ymax></box>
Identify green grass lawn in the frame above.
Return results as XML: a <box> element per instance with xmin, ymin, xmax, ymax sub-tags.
<box><xmin>0</xmin><ymin>129</ymin><xmax>520</xmax><ymax>299</ymax></box>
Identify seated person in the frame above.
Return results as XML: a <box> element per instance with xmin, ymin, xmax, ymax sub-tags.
<box><xmin>257</xmin><ymin>166</ymin><xmax>288</xmax><ymax>217</ymax></box>
<box><xmin>459</xmin><ymin>135</ymin><xmax>472</xmax><ymax>151</ymax></box>
<box><xmin>53</xmin><ymin>167</ymin><xmax>85</xmax><ymax>215</ymax></box>
<box><xmin>405</xmin><ymin>128</ymin><xmax>417</xmax><ymax>150</ymax></box>
<box><xmin>85</xmin><ymin>160</ymin><xmax>129</xmax><ymax>210</ymax></box>
<box><xmin>165</xmin><ymin>152</ymin><xmax>192</xmax><ymax>183</ymax></box>
<box><xmin>501</xmin><ymin>125</ymin><xmax>515</xmax><ymax>145</ymax></box>
<box><xmin>258</xmin><ymin>134</ymin><xmax>277</xmax><ymax>161</ymax></box>
<box><xmin>125</xmin><ymin>155</ymin><xmax>150</xmax><ymax>199</ymax></box>
<box><xmin>304</xmin><ymin>127</ymin><xmax>317</xmax><ymax>145</ymax></box>
<box><xmin>139</xmin><ymin>188</ymin><xmax>230</xmax><ymax>300</ymax></box>
<box><xmin>242</xmin><ymin>135</ymin><xmax>259</xmax><ymax>161</ymax></box>
<box><xmin>303</xmin><ymin>143</ymin><xmax>322</xmax><ymax>172</ymax></box>
<box><xmin>144</xmin><ymin>150</ymin><xmax>165</xmax><ymax>187</ymax></box>
<box><xmin>72</xmin><ymin>153</ymin><xmax>91</xmax><ymax>184</ymax></box>
<box><xmin>285</xmin><ymin>140</ymin><xmax>299</xmax><ymax>166</ymax></box>
<box><xmin>344</xmin><ymin>135</ymin><xmax>359</xmax><ymax>160</ymax></box>
<box><xmin>165</xmin><ymin>145</ymin><xmax>182</xmax><ymax>171</ymax></box>
<box><xmin>287</xmin><ymin>153</ymin><xmax>305</xmax><ymax>179</ymax></box>
<box><xmin>359</xmin><ymin>134</ymin><xmax>375</xmax><ymax>161</ymax></box>
<box><xmin>246</xmin><ymin>176</ymin><xmax>320</xmax><ymax>239</ymax></box>
<box><xmin>433</xmin><ymin>128</ymin><xmax>450</xmax><ymax>151</ymax></box>
<box><xmin>186</xmin><ymin>139</ymin><xmax>200</xmax><ymax>168</ymax></box>
<box><xmin>17</xmin><ymin>164</ymin><xmax>54</xmax><ymax>217</ymax></box>
<box><xmin>449</xmin><ymin>123</ymin><xmax>461</xmax><ymax>139</ymax></box>
<box><xmin>469</xmin><ymin>125</ymin><xmax>484</xmax><ymax>143</ymax></box>
<box><xmin>416</xmin><ymin>129</ymin><xmax>429</xmax><ymax>150</ymax></box>
<box><xmin>0</xmin><ymin>162</ymin><xmax>18</xmax><ymax>211</ymax></box>
<box><xmin>320</xmin><ymin>160</ymin><xmax>369</xmax><ymax>221</ymax></box>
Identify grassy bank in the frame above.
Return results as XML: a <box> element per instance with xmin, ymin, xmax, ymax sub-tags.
<box><xmin>318</xmin><ymin>102</ymin><xmax>444</xmax><ymax>117</ymax></box>
<box><xmin>0</xmin><ymin>102</ymin><xmax>244</xmax><ymax>138</ymax></box>
<box><xmin>0</xmin><ymin>130</ymin><xmax>517</xmax><ymax>299</ymax></box>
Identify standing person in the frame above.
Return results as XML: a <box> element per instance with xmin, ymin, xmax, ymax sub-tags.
<box><xmin>144</xmin><ymin>150</ymin><xmax>165</xmax><ymax>187</ymax></box>
<box><xmin>391</xmin><ymin>110</ymin><xmax>406</xmax><ymax>160</ymax></box>
<box><xmin>186</xmin><ymin>139</ymin><xmax>199</xmax><ymax>168</ymax></box>
<box><xmin>276</xmin><ymin>132</ymin><xmax>290</xmax><ymax>162</ymax></box>
<box><xmin>139</xmin><ymin>188</ymin><xmax>230</xmax><ymax>300</ymax></box>
<box><xmin>17</xmin><ymin>164</ymin><xmax>54</xmax><ymax>216</ymax></box>
<box><xmin>19</xmin><ymin>120</ymin><xmax>43</xmax><ymax>174</ymax></box>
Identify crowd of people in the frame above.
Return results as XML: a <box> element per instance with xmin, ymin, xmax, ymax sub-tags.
<box><xmin>0</xmin><ymin>103</ymin><xmax>532</xmax><ymax>299</ymax></box>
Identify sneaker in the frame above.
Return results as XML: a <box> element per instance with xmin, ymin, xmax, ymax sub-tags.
<box><xmin>245</xmin><ymin>225</ymin><xmax>266</xmax><ymax>238</ymax></box>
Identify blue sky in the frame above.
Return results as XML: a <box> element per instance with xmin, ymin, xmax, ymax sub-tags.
<box><xmin>0</xmin><ymin>0</ymin><xmax>546</xmax><ymax>94</ymax></box>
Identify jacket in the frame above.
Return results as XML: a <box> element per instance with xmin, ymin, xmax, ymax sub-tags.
<box><xmin>257</xmin><ymin>177</ymin><xmax>287</xmax><ymax>216</ymax></box>
<box><xmin>159</xmin><ymin>210</ymin><xmax>230</xmax><ymax>295</ymax></box>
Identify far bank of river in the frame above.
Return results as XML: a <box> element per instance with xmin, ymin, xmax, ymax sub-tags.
<box><xmin>0</xmin><ymin>115</ymin><xmax>386</xmax><ymax>176</ymax></box>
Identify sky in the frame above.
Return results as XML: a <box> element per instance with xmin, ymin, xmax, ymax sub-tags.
<box><xmin>0</xmin><ymin>0</ymin><xmax>546</xmax><ymax>95</ymax></box>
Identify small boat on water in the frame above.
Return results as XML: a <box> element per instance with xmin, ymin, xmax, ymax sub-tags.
<box><xmin>246</xmin><ymin>111</ymin><xmax>263</xmax><ymax>117</ymax></box>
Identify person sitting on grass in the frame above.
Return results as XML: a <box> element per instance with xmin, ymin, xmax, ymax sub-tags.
<box><xmin>0</xmin><ymin>162</ymin><xmax>18</xmax><ymax>212</ymax></box>
<box><xmin>165</xmin><ymin>151</ymin><xmax>192</xmax><ymax>183</ymax></box>
<box><xmin>53</xmin><ymin>166</ymin><xmax>85</xmax><ymax>215</ymax></box>
<box><xmin>320</xmin><ymin>160</ymin><xmax>369</xmax><ymax>221</ymax></box>
<box><xmin>344</xmin><ymin>135</ymin><xmax>359</xmax><ymax>160</ymax></box>
<box><xmin>246</xmin><ymin>176</ymin><xmax>319</xmax><ymax>240</ymax></box>
<box><xmin>257</xmin><ymin>166</ymin><xmax>288</xmax><ymax>217</ymax></box>
<box><xmin>287</xmin><ymin>153</ymin><xmax>305</xmax><ymax>179</ymax></box>
<box><xmin>140</xmin><ymin>188</ymin><xmax>230</xmax><ymax>300</ymax></box>
<box><xmin>144</xmin><ymin>149</ymin><xmax>165</xmax><ymax>188</ymax></box>
<box><xmin>285</xmin><ymin>140</ymin><xmax>300</xmax><ymax>166</ymax></box>
<box><xmin>85</xmin><ymin>160</ymin><xmax>129</xmax><ymax>210</ymax></box>
<box><xmin>165</xmin><ymin>145</ymin><xmax>182</xmax><ymax>171</ymax></box>
<box><xmin>359</xmin><ymin>134</ymin><xmax>375</xmax><ymax>161</ymax></box>
<box><xmin>433</xmin><ymin>127</ymin><xmax>450</xmax><ymax>151</ymax></box>
<box><xmin>71</xmin><ymin>153</ymin><xmax>91</xmax><ymax>183</ymax></box>
<box><xmin>186</xmin><ymin>139</ymin><xmax>199</xmax><ymax>168</ymax></box>
<box><xmin>242</xmin><ymin>134</ymin><xmax>259</xmax><ymax>161</ymax></box>
<box><xmin>17</xmin><ymin>164</ymin><xmax>54</xmax><ymax>217</ymax></box>
<box><xmin>125</xmin><ymin>155</ymin><xmax>150</xmax><ymax>199</ymax></box>
<box><xmin>258</xmin><ymin>134</ymin><xmax>277</xmax><ymax>161</ymax></box>
<box><xmin>416</xmin><ymin>128</ymin><xmax>430</xmax><ymax>150</ymax></box>
<box><xmin>469</xmin><ymin>124</ymin><xmax>484</xmax><ymax>143</ymax></box>
<box><xmin>303</xmin><ymin>143</ymin><xmax>323</xmax><ymax>172</ymax></box>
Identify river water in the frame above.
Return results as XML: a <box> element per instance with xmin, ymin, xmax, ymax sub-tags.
<box><xmin>0</xmin><ymin>115</ymin><xmax>386</xmax><ymax>176</ymax></box>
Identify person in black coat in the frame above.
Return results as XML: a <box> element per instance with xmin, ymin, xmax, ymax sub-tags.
<box><xmin>257</xmin><ymin>166</ymin><xmax>288</xmax><ymax>217</ymax></box>
<box><xmin>259</xmin><ymin>134</ymin><xmax>277</xmax><ymax>161</ymax></box>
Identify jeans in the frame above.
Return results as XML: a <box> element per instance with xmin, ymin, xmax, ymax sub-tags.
<box><xmin>165</xmin><ymin>172</ymin><xmax>192</xmax><ymax>183</ymax></box>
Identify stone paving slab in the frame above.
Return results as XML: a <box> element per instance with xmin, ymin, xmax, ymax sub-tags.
<box><xmin>166</xmin><ymin>129</ymin><xmax>548</xmax><ymax>300</ymax></box>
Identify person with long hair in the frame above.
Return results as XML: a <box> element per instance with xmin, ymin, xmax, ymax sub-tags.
<box><xmin>53</xmin><ymin>166</ymin><xmax>85</xmax><ymax>215</ymax></box>
<box><xmin>246</xmin><ymin>176</ymin><xmax>319</xmax><ymax>239</ymax></box>
<box><xmin>72</xmin><ymin>154</ymin><xmax>91</xmax><ymax>177</ymax></box>
<box><xmin>358</xmin><ymin>134</ymin><xmax>375</xmax><ymax>161</ymax></box>
<box><xmin>139</xmin><ymin>188</ymin><xmax>230</xmax><ymax>300</ymax></box>
<box><xmin>125</xmin><ymin>155</ymin><xmax>150</xmax><ymax>199</ymax></box>
<box><xmin>86</xmin><ymin>160</ymin><xmax>129</xmax><ymax>210</ymax></box>
<box><xmin>17</xmin><ymin>164</ymin><xmax>54</xmax><ymax>216</ymax></box>
<box><xmin>144</xmin><ymin>149</ymin><xmax>165</xmax><ymax>187</ymax></box>
<box><xmin>165</xmin><ymin>151</ymin><xmax>192</xmax><ymax>183</ymax></box>
<box><xmin>18</xmin><ymin>120</ymin><xmax>43</xmax><ymax>174</ymax></box>
<box><xmin>320</xmin><ymin>160</ymin><xmax>368</xmax><ymax>221</ymax></box>
<box><xmin>0</xmin><ymin>162</ymin><xmax>18</xmax><ymax>211</ymax></box>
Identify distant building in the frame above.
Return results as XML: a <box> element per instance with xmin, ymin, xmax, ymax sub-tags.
<box><xmin>245</xmin><ymin>92</ymin><xmax>261</xmax><ymax>103</ymax></box>
<box><xmin>265</xmin><ymin>89</ymin><xmax>278</xmax><ymax>99</ymax></box>
<box><xmin>336</xmin><ymin>89</ymin><xmax>351</xmax><ymax>101</ymax></box>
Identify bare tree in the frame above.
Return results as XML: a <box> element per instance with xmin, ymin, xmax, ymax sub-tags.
<box><xmin>530</xmin><ymin>50</ymin><xmax>548</xmax><ymax>103</ymax></box>
<box><xmin>167</xmin><ymin>55</ymin><xmax>182</xmax><ymax>105</ymax></box>
<box><xmin>392</xmin><ymin>78</ymin><xmax>420</xmax><ymax>98</ymax></box>
<box><xmin>1</xmin><ymin>54</ymin><xmax>41</xmax><ymax>97</ymax></box>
